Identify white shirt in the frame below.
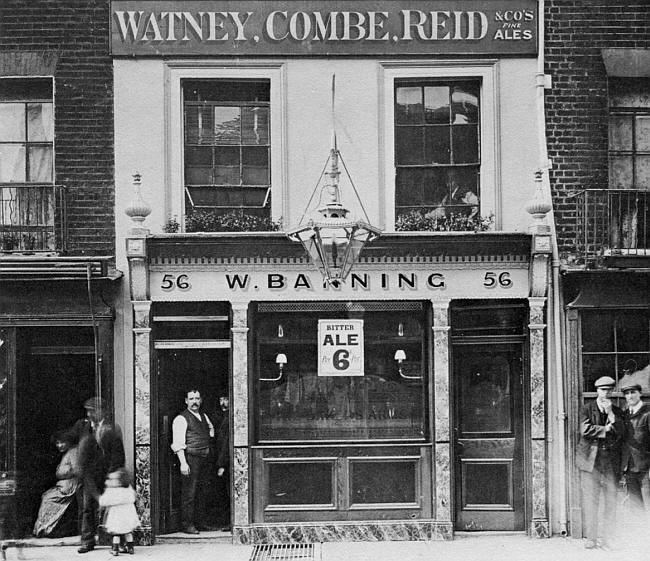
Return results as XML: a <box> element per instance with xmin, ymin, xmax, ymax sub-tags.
<box><xmin>628</xmin><ymin>401</ymin><xmax>644</xmax><ymax>416</ymax></box>
<box><xmin>170</xmin><ymin>410</ymin><xmax>214</xmax><ymax>453</ymax></box>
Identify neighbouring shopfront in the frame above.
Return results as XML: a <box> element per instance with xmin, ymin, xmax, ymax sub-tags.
<box><xmin>112</xmin><ymin>0</ymin><xmax>552</xmax><ymax>543</ymax></box>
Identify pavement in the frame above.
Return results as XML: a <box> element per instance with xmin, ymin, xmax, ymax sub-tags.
<box><xmin>3</xmin><ymin>531</ymin><xmax>650</xmax><ymax>561</ymax></box>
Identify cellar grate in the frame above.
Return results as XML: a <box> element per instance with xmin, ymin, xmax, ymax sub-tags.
<box><xmin>249</xmin><ymin>543</ymin><xmax>315</xmax><ymax>561</ymax></box>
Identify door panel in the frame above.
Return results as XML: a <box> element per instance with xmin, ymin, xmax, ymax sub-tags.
<box><xmin>453</xmin><ymin>342</ymin><xmax>525</xmax><ymax>531</ymax></box>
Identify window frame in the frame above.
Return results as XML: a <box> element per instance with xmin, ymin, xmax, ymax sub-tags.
<box><xmin>380</xmin><ymin>61</ymin><xmax>498</xmax><ymax>231</ymax></box>
<box><xmin>166</xmin><ymin>62</ymin><xmax>286</xmax><ymax>230</ymax></box>
<box><xmin>0</xmin><ymin>76</ymin><xmax>55</xmax><ymax>185</ymax></box>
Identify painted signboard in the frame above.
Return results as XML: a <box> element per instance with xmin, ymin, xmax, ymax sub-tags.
<box><xmin>111</xmin><ymin>0</ymin><xmax>538</xmax><ymax>56</ymax></box>
<box><xmin>318</xmin><ymin>319</ymin><xmax>364</xmax><ymax>376</ymax></box>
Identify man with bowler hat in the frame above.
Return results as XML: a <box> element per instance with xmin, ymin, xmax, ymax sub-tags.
<box><xmin>620</xmin><ymin>382</ymin><xmax>650</xmax><ymax>515</ymax></box>
<box><xmin>576</xmin><ymin>376</ymin><xmax>625</xmax><ymax>549</ymax></box>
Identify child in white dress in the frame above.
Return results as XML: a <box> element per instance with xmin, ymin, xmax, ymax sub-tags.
<box><xmin>99</xmin><ymin>468</ymin><xmax>140</xmax><ymax>556</ymax></box>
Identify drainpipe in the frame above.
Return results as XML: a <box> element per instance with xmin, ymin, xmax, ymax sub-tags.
<box><xmin>535</xmin><ymin>0</ymin><xmax>568</xmax><ymax>536</ymax></box>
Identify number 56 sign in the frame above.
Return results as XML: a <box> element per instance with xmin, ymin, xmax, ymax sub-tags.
<box><xmin>318</xmin><ymin>320</ymin><xmax>364</xmax><ymax>377</ymax></box>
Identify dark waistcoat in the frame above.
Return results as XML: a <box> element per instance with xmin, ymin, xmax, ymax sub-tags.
<box><xmin>181</xmin><ymin>409</ymin><xmax>211</xmax><ymax>457</ymax></box>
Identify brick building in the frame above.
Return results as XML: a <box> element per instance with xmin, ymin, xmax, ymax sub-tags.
<box><xmin>544</xmin><ymin>0</ymin><xmax>650</xmax><ymax>540</ymax></box>
<box><xmin>0</xmin><ymin>0</ymin><xmax>121</xmax><ymax>538</ymax></box>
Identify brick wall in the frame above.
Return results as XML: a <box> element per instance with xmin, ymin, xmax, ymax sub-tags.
<box><xmin>544</xmin><ymin>1</ymin><xmax>650</xmax><ymax>256</ymax></box>
<box><xmin>0</xmin><ymin>0</ymin><xmax>114</xmax><ymax>256</ymax></box>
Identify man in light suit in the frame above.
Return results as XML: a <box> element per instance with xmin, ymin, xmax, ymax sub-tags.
<box><xmin>576</xmin><ymin>376</ymin><xmax>625</xmax><ymax>549</ymax></box>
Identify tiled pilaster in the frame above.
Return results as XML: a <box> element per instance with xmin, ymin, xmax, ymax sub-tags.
<box><xmin>432</xmin><ymin>300</ymin><xmax>452</xmax><ymax>528</ymax></box>
<box><xmin>231</xmin><ymin>302</ymin><xmax>250</xmax><ymax>528</ymax></box>
<box><xmin>528</xmin><ymin>297</ymin><xmax>549</xmax><ymax>537</ymax></box>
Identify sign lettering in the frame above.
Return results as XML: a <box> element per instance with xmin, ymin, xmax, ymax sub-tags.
<box><xmin>318</xmin><ymin>319</ymin><xmax>364</xmax><ymax>376</ymax></box>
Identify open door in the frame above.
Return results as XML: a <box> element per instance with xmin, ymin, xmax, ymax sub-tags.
<box><xmin>453</xmin><ymin>342</ymin><xmax>526</xmax><ymax>531</ymax></box>
<box><xmin>156</xmin><ymin>348</ymin><xmax>230</xmax><ymax>534</ymax></box>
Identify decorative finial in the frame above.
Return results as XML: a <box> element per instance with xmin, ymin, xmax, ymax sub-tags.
<box><xmin>525</xmin><ymin>170</ymin><xmax>552</xmax><ymax>233</ymax></box>
<box><xmin>125</xmin><ymin>171</ymin><xmax>152</xmax><ymax>225</ymax></box>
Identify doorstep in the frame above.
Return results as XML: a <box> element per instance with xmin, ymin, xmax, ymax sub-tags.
<box><xmin>156</xmin><ymin>530</ymin><xmax>232</xmax><ymax>544</ymax></box>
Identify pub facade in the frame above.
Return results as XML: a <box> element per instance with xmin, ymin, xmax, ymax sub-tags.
<box><xmin>112</xmin><ymin>0</ymin><xmax>561</xmax><ymax>543</ymax></box>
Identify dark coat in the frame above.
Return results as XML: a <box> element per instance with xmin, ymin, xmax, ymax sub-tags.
<box><xmin>621</xmin><ymin>403</ymin><xmax>650</xmax><ymax>473</ymax></box>
<box><xmin>576</xmin><ymin>400</ymin><xmax>624</xmax><ymax>474</ymax></box>
<box><xmin>215</xmin><ymin>414</ymin><xmax>229</xmax><ymax>470</ymax></box>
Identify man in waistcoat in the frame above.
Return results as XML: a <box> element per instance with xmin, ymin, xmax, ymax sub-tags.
<box><xmin>171</xmin><ymin>389</ymin><xmax>214</xmax><ymax>534</ymax></box>
<box><xmin>620</xmin><ymin>382</ymin><xmax>650</xmax><ymax>516</ymax></box>
<box><xmin>576</xmin><ymin>376</ymin><xmax>625</xmax><ymax>549</ymax></box>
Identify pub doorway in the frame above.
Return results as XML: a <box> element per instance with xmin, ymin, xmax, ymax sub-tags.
<box><xmin>154</xmin><ymin>342</ymin><xmax>231</xmax><ymax>534</ymax></box>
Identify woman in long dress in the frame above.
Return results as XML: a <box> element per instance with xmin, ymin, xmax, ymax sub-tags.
<box><xmin>33</xmin><ymin>430</ymin><xmax>81</xmax><ymax>537</ymax></box>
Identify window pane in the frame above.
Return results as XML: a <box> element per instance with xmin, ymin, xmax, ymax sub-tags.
<box><xmin>582</xmin><ymin>311</ymin><xmax>615</xmax><ymax>352</ymax></box>
<box><xmin>185</xmin><ymin>146</ymin><xmax>212</xmax><ymax>166</ymax></box>
<box><xmin>183</xmin><ymin>80</ymin><xmax>269</xmax><ymax>103</ymax></box>
<box><xmin>0</xmin><ymin>144</ymin><xmax>26</xmax><ymax>182</ymax></box>
<box><xmin>214</xmin><ymin>147</ymin><xmax>240</xmax><ymax>184</ymax></box>
<box><xmin>0</xmin><ymin>328</ymin><xmax>8</xmax><ymax>473</ymax></box>
<box><xmin>395</xmin><ymin>126</ymin><xmax>423</xmax><ymax>164</ymax></box>
<box><xmin>395</xmin><ymin>87</ymin><xmax>422</xmax><ymax>124</ymax></box>
<box><xmin>241</xmin><ymin>107</ymin><xmax>269</xmax><ymax>145</ymax></box>
<box><xmin>268</xmin><ymin>462</ymin><xmax>333</xmax><ymax>505</ymax></box>
<box><xmin>609</xmin><ymin>155</ymin><xmax>633</xmax><ymax>189</ymax></box>
<box><xmin>185</xmin><ymin>106</ymin><xmax>212</xmax><ymax>145</ymax></box>
<box><xmin>421</xmin><ymin>167</ymin><xmax>449</xmax><ymax>206</ymax></box>
<box><xmin>351</xmin><ymin>460</ymin><xmax>416</xmax><ymax>504</ymax></box>
<box><xmin>634</xmin><ymin>155</ymin><xmax>650</xmax><ymax>189</ymax></box>
<box><xmin>27</xmin><ymin>146</ymin><xmax>52</xmax><ymax>182</ymax></box>
<box><xmin>242</xmin><ymin>146</ymin><xmax>269</xmax><ymax>185</ymax></box>
<box><xmin>463</xmin><ymin>462</ymin><xmax>510</xmax><ymax>506</ymax></box>
<box><xmin>185</xmin><ymin>166</ymin><xmax>213</xmax><ymax>185</ymax></box>
<box><xmin>616</xmin><ymin>312</ymin><xmax>649</xmax><ymax>352</ymax></box>
<box><xmin>0</xmin><ymin>103</ymin><xmax>25</xmax><ymax>141</ymax></box>
<box><xmin>185</xmin><ymin>147</ymin><xmax>213</xmax><ymax>184</ymax></box>
<box><xmin>582</xmin><ymin>355</ymin><xmax>616</xmax><ymax>391</ymax></box>
<box><xmin>186</xmin><ymin>186</ymin><xmax>226</xmax><ymax>207</ymax></box>
<box><xmin>424</xmin><ymin>126</ymin><xmax>451</xmax><ymax>164</ymax></box>
<box><xmin>395</xmin><ymin>168</ymin><xmax>424</xmax><ymax>207</ymax></box>
<box><xmin>213</xmin><ymin>107</ymin><xmax>240</xmax><ymax>144</ymax></box>
<box><xmin>452</xmin><ymin>125</ymin><xmax>479</xmax><ymax>163</ymax></box>
<box><xmin>609</xmin><ymin>115</ymin><xmax>633</xmax><ymax>151</ymax></box>
<box><xmin>452</xmin><ymin>84</ymin><xmax>479</xmax><ymax>124</ymax></box>
<box><xmin>636</xmin><ymin>116</ymin><xmax>650</xmax><ymax>151</ymax></box>
<box><xmin>424</xmin><ymin>86</ymin><xmax>449</xmax><ymax>124</ymax></box>
<box><xmin>27</xmin><ymin>103</ymin><xmax>52</xmax><ymax>142</ymax></box>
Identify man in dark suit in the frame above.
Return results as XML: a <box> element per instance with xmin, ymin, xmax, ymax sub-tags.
<box><xmin>620</xmin><ymin>382</ymin><xmax>650</xmax><ymax>514</ymax></box>
<box><xmin>74</xmin><ymin>397</ymin><xmax>125</xmax><ymax>554</ymax></box>
<box><xmin>215</xmin><ymin>395</ymin><xmax>230</xmax><ymax>531</ymax></box>
<box><xmin>576</xmin><ymin>376</ymin><xmax>625</xmax><ymax>549</ymax></box>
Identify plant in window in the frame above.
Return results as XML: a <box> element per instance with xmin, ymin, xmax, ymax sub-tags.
<box><xmin>395</xmin><ymin>210</ymin><xmax>494</xmax><ymax>232</ymax></box>
<box><xmin>162</xmin><ymin>216</ymin><xmax>180</xmax><ymax>233</ymax></box>
<box><xmin>184</xmin><ymin>209</ymin><xmax>282</xmax><ymax>232</ymax></box>
<box><xmin>1</xmin><ymin>235</ymin><xmax>18</xmax><ymax>252</ymax></box>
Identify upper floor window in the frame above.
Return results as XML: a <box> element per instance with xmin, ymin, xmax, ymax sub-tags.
<box><xmin>0</xmin><ymin>78</ymin><xmax>53</xmax><ymax>183</ymax></box>
<box><xmin>609</xmin><ymin>78</ymin><xmax>650</xmax><ymax>190</ymax></box>
<box><xmin>182</xmin><ymin>79</ymin><xmax>271</xmax><ymax>218</ymax></box>
<box><xmin>394</xmin><ymin>80</ymin><xmax>480</xmax><ymax>222</ymax></box>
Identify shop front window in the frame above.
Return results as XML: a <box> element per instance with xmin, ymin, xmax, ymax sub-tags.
<box><xmin>394</xmin><ymin>80</ymin><xmax>480</xmax><ymax>224</ymax></box>
<box><xmin>255</xmin><ymin>303</ymin><xmax>427</xmax><ymax>442</ymax></box>
<box><xmin>182</xmin><ymin>79</ymin><xmax>271</xmax><ymax>221</ymax></box>
<box><xmin>0</xmin><ymin>328</ymin><xmax>8</xmax><ymax>474</ymax></box>
<box><xmin>581</xmin><ymin>309</ymin><xmax>650</xmax><ymax>393</ymax></box>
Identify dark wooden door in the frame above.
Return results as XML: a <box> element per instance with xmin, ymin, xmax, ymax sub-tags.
<box><xmin>453</xmin><ymin>342</ymin><xmax>525</xmax><ymax>531</ymax></box>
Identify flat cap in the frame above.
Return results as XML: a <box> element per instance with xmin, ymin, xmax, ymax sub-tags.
<box><xmin>83</xmin><ymin>397</ymin><xmax>107</xmax><ymax>411</ymax></box>
<box><xmin>594</xmin><ymin>376</ymin><xmax>616</xmax><ymax>388</ymax></box>
<box><xmin>621</xmin><ymin>383</ymin><xmax>642</xmax><ymax>393</ymax></box>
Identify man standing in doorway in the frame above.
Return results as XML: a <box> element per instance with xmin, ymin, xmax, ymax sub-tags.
<box><xmin>620</xmin><ymin>382</ymin><xmax>650</xmax><ymax>516</ymax></box>
<box><xmin>171</xmin><ymin>389</ymin><xmax>214</xmax><ymax>534</ymax></box>
<box><xmin>576</xmin><ymin>376</ymin><xmax>625</xmax><ymax>549</ymax></box>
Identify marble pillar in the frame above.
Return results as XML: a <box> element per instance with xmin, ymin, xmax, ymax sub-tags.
<box><xmin>528</xmin><ymin>297</ymin><xmax>549</xmax><ymax>537</ymax></box>
<box><xmin>432</xmin><ymin>300</ymin><xmax>452</xmax><ymax>528</ymax></box>
<box><xmin>133</xmin><ymin>300</ymin><xmax>153</xmax><ymax>544</ymax></box>
<box><xmin>231</xmin><ymin>302</ymin><xmax>250</xmax><ymax>528</ymax></box>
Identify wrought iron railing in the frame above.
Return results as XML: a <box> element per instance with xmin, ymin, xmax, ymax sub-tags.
<box><xmin>573</xmin><ymin>188</ymin><xmax>650</xmax><ymax>265</ymax></box>
<box><xmin>0</xmin><ymin>184</ymin><xmax>66</xmax><ymax>253</ymax></box>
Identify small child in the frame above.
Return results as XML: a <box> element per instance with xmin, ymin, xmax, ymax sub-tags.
<box><xmin>99</xmin><ymin>469</ymin><xmax>140</xmax><ymax>556</ymax></box>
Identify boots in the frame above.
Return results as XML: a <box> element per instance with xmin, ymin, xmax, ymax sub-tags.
<box><xmin>126</xmin><ymin>541</ymin><xmax>135</xmax><ymax>555</ymax></box>
<box><xmin>111</xmin><ymin>543</ymin><xmax>120</xmax><ymax>556</ymax></box>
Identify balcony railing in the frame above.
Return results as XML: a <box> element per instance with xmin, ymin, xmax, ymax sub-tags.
<box><xmin>0</xmin><ymin>184</ymin><xmax>66</xmax><ymax>253</ymax></box>
<box><xmin>573</xmin><ymin>188</ymin><xmax>650</xmax><ymax>266</ymax></box>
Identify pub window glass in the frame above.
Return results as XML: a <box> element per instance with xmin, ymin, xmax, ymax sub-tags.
<box><xmin>394</xmin><ymin>80</ymin><xmax>480</xmax><ymax>227</ymax></box>
<box><xmin>0</xmin><ymin>328</ymin><xmax>7</xmax><ymax>474</ymax></box>
<box><xmin>255</xmin><ymin>306</ymin><xmax>427</xmax><ymax>442</ymax></box>
<box><xmin>182</xmin><ymin>79</ymin><xmax>271</xmax><ymax>221</ymax></box>
<box><xmin>580</xmin><ymin>309</ymin><xmax>650</xmax><ymax>393</ymax></box>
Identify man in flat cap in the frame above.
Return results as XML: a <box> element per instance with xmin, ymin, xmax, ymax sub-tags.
<box><xmin>576</xmin><ymin>376</ymin><xmax>625</xmax><ymax>549</ymax></box>
<box><xmin>620</xmin><ymin>382</ymin><xmax>650</xmax><ymax>516</ymax></box>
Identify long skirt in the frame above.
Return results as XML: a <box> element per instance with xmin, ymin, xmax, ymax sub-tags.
<box><xmin>33</xmin><ymin>478</ymin><xmax>81</xmax><ymax>537</ymax></box>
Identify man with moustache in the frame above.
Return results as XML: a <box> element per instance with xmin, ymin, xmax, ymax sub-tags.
<box><xmin>576</xmin><ymin>376</ymin><xmax>625</xmax><ymax>549</ymax></box>
<box><xmin>171</xmin><ymin>389</ymin><xmax>214</xmax><ymax>534</ymax></box>
<box><xmin>619</xmin><ymin>382</ymin><xmax>650</xmax><ymax>515</ymax></box>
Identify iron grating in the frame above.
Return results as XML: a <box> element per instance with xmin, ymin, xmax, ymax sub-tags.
<box><xmin>250</xmin><ymin>543</ymin><xmax>315</xmax><ymax>561</ymax></box>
